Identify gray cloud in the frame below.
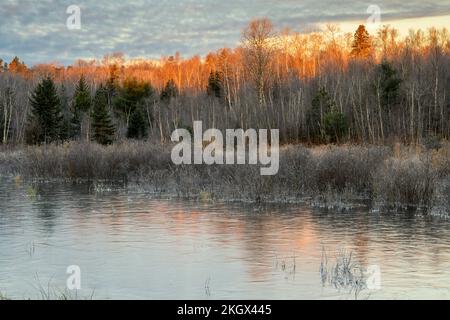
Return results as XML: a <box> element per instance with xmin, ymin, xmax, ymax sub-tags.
<box><xmin>0</xmin><ymin>0</ymin><xmax>449</xmax><ymax>65</ymax></box>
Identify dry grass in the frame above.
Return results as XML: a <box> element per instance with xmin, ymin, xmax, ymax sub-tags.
<box><xmin>6</xmin><ymin>141</ymin><xmax>172</xmax><ymax>181</ymax></box>
<box><xmin>307</xmin><ymin>145</ymin><xmax>391</xmax><ymax>193</ymax></box>
<box><xmin>373</xmin><ymin>156</ymin><xmax>437</xmax><ymax>210</ymax></box>
<box><xmin>0</xmin><ymin>140</ymin><xmax>448</xmax><ymax>212</ymax></box>
<box><xmin>320</xmin><ymin>248</ymin><xmax>368</xmax><ymax>299</ymax></box>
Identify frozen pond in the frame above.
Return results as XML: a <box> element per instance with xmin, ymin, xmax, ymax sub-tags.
<box><xmin>1</xmin><ymin>178</ymin><xmax>450</xmax><ymax>299</ymax></box>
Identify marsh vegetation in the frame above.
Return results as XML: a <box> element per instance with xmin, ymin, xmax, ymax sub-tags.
<box><xmin>1</xmin><ymin>140</ymin><xmax>448</xmax><ymax>213</ymax></box>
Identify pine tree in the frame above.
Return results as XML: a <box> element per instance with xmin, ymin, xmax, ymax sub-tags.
<box><xmin>91</xmin><ymin>86</ymin><xmax>115</xmax><ymax>145</ymax></box>
<box><xmin>160</xmin><ymin>79</ymin><xmax>178</xmax><ymax>102</ymax></box>
<box><xmin>324</xmin><ymin>107</ymin><xmax>348</xmax><ymax>143</ymax></box>
<box><xmin>307</xmin><ymin>87</ymin><xmax>335</xmax><ymax>142</ymax></box>
<box><xmin>59</xmin><ymin>84</ymin><xmax>71</xmax><ymax>141</ymax></box>
<box><xmin>9</xmin><ymin>56</ymin><xmax>27</xmax><ymax>74</ymax></box>
<box><xmin>207</xmin><ymin>71</ymin><xmax>223</xmax><ymax>98</ymax></box>
<box><xmin>114</xmin><ymin>77</ymin><xmax>153</xmax><ymax>125</ymax></box>
<box><xmin>127</xmin><ymin>105</ymin><xmax>148</xmax><ymax>139</ymax></box>
<box><xmin>350</xmin><ymin>25</ymin><xmax>373</xmax><ymax>59</ymax></box>
<box><xmin>106</xmin><ymin>64</ymin><xmax>120</xmax><ymax>106</ymax></box>
<box><xmin>71</xmin><ymin>76</ymin><xmax>91</xmax><ymax>138</ymax></box>
<box><xmin>377</xmin><ymin>61</ymin><xmax>402</xmax><ymax>108</ymax></box>
<box><xmin>72</xmin><ymin>76</ymin><xmax>91</xmax><ymax>113</ymax></box>
<box><xmin>70</xmin><ymin>108</ymin><xmax>82</xmax><ymax>139</ymax></box>
<box><xmin>28</xmin><ymin>77</ymin><xmax>63</xmax><ymax>144</ymax></box>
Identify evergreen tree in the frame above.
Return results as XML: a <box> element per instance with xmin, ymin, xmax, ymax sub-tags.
<box><xmin>91</xmin><ymin>86</ymin><xmax>115</xmax><ymax>145</ymax></box>
<box><xmin>324</xmin><ymin>107</ymin><xmax>348</xmax><ymax>143</ymax></box>
<box><xmin>376</xmin><ymin>61</ymin><xmax>402</xmax><ymax>109</ymax></box>
<box><xmin>127</xmin><ymin>105</ymin><xmax>148</xmax><ymax>139</ymax></box>
<box><xmin>28</xmin><ymin>77</ymin><xmax>63</xmax><ymax>144</ymax></box>
<box><xmin>106</xmin><ymin>64</ymin><xmax>120</xmax><ymax>106</ymax></box>
<box><xmin>72</xmin><ymin>76</ymin><xmax>91</xmax><ymax>113</ymax></box>
<box><xmin>114</xmin><ymin>77</ymin><xmax>153</xmax><ymax>125</ymax></box>
<box><xmin>307</xmin><ymin>87</ymin><xmax>334</xmax><ymax>142</ymax></box>
<box><xmin>207</xmin><ymin>71</ymin><xmax>223</xmax><ymax>98</ymax></box>
<box><xmin>9</xmin><ymin>56</ymin><xmax>27</xmax><ymax>74</ymax></box>
<box><xmin>59</xmin><ymin>84</ymin><xmax>71</xmax><ymax>141</ymax></box>
<box><xmin>69</xmin><ymin>98</ymin><xmax>82</xmax><ymax>140</ymax></box>
<box><xmin>160</xmin><ymin>79</ymin><xmax>178</xmax><ymax>102</ymax></box>
<box><xmin>70</xmin><ymin>76</ymin><xmax>92</xmax><ymax>138</ymax></box>
<box><xmin>70</xmin><ymin>108</ymin><xmax>82</xmax><ymax>139</ymax></box>
<box><xmin>350</xmin><ymin>25</ymin><xmax>373</xmax><ymax>59</ymax></box>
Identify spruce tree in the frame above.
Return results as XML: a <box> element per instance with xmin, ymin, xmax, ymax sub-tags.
<box><xmin>127</xmin><ymin>105</ymin><xmax>148</xmax><ymax>139</ymax></box>
<box><xmin>72</xmin><ymin>76</ymin><xmax>91</xmax><ymax>113</ymax></box>
<box><xmin>377</xmin><ymin>61</ymin><xmax>402</xmax><ymax>108</ymax></box>
<box><xmin>91</xmin><ymin>86</ymin><xmax>115</xmax><ymax>145</ymax></box>
<box><xmin>106</xmin><ymin>64</ymin><xmax>120</xmax><ymax>106</ymax></box>
<box><xmin>114</xmin><ymin>77</ymin><xmax>153</xmax><ymax>125</ymax></box>
<box><xmin>70</xmin><ymin>108</ymin><xmax>82</xmax><ymax>139</ymax></box>
<box><xmin>324</xmin><ymin>107</ymin><xmax>348</xmax><ymax>143</ymax></box>
<box><xmin>9</xmin><ymin>56</ymin><xmax>27</xmax><ymax>74</ymax></box>
<box><xmin>71</xmin><ymin>76</ymin><xmax>91</xmax><ymax>138</ymax></box>
<box><xmin>350</xmin><ymin>25</ymin><xmax>373</xmax><ymax>59</ymax></box>
<box><xmin>28</xmin><ymin>77</ymin><xmax>63</xmax><ymax>144</ymax></box>
<box><xmin>160</xmin><ymin>79</ymin><xmax>178</xmax><ymax>102</ymax></box>
<box><xmin>59</xmin><ymin>84</ymin><xmax>71</xmax><ymax>141</ymax></box>
<box><xmin>207</xmin><ymin>71</ymin><xmax>223</xmax><ymax>98</ymax></box>
<box><xmin>307</xmin><ymin>87</ymin><xmax>334</xmax><ymax>142</ymax></box>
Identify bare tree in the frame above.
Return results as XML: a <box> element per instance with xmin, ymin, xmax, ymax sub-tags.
<box><xmin>241</xmin><ymin>18</ymin><xmax>275</xmax><ymax>106</ymax></box>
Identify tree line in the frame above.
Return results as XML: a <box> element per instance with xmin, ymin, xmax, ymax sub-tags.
<box><xmin>0</xmin><ymin>19</ymin><xmax>449</xmax><ymax>146</ymax></box>
<box><xmin>21</xmin><ymin>73</ymin><xmax>179</xmax><ymax>145</ymax></box>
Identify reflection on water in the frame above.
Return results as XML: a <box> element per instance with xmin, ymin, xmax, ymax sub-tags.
<box><xmin>0</xmin><ymin>178</ymin><xmax>450</xmax><ymax>299</ymax></box>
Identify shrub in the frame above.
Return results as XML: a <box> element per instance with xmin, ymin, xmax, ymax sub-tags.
<box><xmin>309</xmin><ymin>145</ymin><xmax>390</xmax><ymax>194</ymax></box>
<box><xmin>0</xmin><ymin>141</ymin><xmax>447</xmax><ymax>212</ymax></box>
<box><xmin>373</xmin><ymin>156</ymin><xmax>437</xmax><ymax>209</ymax></box>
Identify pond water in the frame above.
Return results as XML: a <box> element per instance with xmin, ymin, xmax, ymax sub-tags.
<box><xmin>0</xmin><ymin>178</ymin><xmax>449</xmax><ymax>299</ymax></box>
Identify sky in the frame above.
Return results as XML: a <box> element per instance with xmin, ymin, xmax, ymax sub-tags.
<box><xmin>0</xmin><ymin>0</ymin><xmax>449</xmax><ymax>66</ymax></box>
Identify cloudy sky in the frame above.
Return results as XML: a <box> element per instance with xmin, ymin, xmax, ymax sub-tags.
<box><xmin>0</xmin><ymin>0</ymin><xmax>449</xmax><ymax>65</ymax></box>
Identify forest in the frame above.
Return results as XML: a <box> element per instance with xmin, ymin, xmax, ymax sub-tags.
<box><xmin>0</xmin><ymin>19</ymin><xmax>449</xmax><ymax>210</ymax></box>
<box><xmin>0</xmin><ymin>19</ymin><xmax>449</xmax><ymax>147</ymax></box>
